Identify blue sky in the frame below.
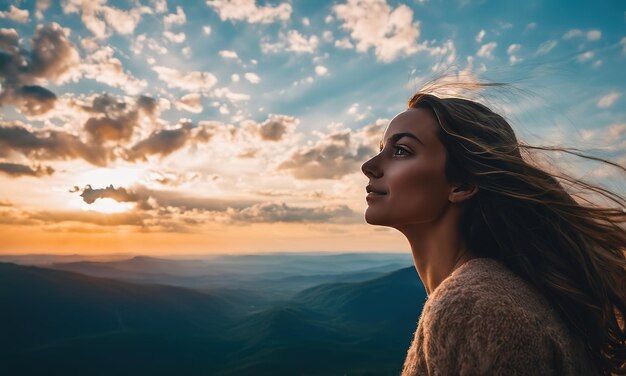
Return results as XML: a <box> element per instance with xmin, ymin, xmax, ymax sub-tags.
<box><xmin>0</xmin><ymin>0</ymin><xmax>624</xmax><ymax>255</ymax></box>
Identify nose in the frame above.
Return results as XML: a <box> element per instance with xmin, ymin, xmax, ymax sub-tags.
<box><xmin>361</xmin><ymin>153</ymin><xmax>382</xmax><ymax>179</ymax></box>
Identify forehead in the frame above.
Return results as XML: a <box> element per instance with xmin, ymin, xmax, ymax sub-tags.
<box><xmin>382</xmin><ymin>107</ymin><xmax>439</xmax><ymax>143</ymax></box>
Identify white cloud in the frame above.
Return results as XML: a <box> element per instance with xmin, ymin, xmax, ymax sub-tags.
<box><xmin>577</xmin><ymin>51</ymin><xmax>593</xmax><ymax>62</ymax></box>
<box><xmin>261</xmin><ymin>30</ymin><xmax>319</xmax><ymax>54</ymax></box>
<box><xmin>219</xmin><ymin>50</ymin><xmax>239</xmax><ymax>59</ymax></box>
<box><xmin>0</xmin><ymin>5</ymin><xmax>30</xmax><ymax>23</ymax></box>
<box><xmin>332</xmin><ymin>0</ymin><xmax>423</xmax><ymax>63</ymax></box>
<box><xmin>597</xmin><ymin>91</ymin><xmax>621</xmax><ymax>108</ymax></box>
<box><xmin>587</xmin><ymin>30</ymin><xmax>601</xmax><ymax>41</ymax></box>
<box><xmin>620</xmin><ymin>37</ymin><xmax>626</xmax><ymax>54</ymax></box>
<box><xmin>152</xmin><ymin>65</ymin><xmax>218</xmax><ymax>92</ymax></box>
<box><xmin>322</xmin><ymin>31</ymin><xmax>333</xmax><ymax>42</ymax></box>
<box><xmin>244</xmin><ymin>72</ymin><xmax>260</xmax><ymax>84</ymax></box>
<box><xmin>163</xmin><ymin>31</ymin><xmax>186</xmax><ymax>43</ymax></box>
<box><xmin>536</xmin><ymin>40</ymin><xmax>557</xmax><ymax>55</ymax></box>
<box><xmin>315</xmin><ymin>65</ymin><xmax>328</xmax><ymax>76</ymax></box>
<box><xmin>80</xmin><ymin>46</ymin><xmax>147</xmax><ymax>94</ymax></box>
<box><xmin>212</xmin><ymin>87</ymin><xmax>250</xmax><ymax>102</ymax></box>
<box><xmin>206</xmin><ymin>0</ymin><xmax>292</xmax><ymax>24</ymax></box>
<box><xmin>182</xmin><ymin>46</ymin><xmax>191</xmax><ymax>57</ymax></box>
<box><xmin>507</xmin><ymin>43</ymin><xmax>521</xmax><ymax>65</ymax></box>
<box><xmin>477</xmin><ymin>42</ymin><xmax>497</xmax><ymax>59</ymax></box>
<box><xmin>563</xmin><ymin>28</ymin><xmax>602</xmax><ymax>41</ymax></box>
<box><xmin>563</xmin><ymin>29</ymin><xmax>583</xmax><ymax>39</ymax></box>
<box><xmin>302</xmin><ymin>17</ymin><xmax>310</xmax><ymax>27</ymax></box>
<box><xmin>335</xmin><ymin>38</ymin><xmax>353</xmax><ymax>49</ymax></box>
<box><xmin>62</xmin><ymin>0</ymin><xmax>150</xmax><ymax>39</ymax></box>
<box><xmin>203</xmin><ymin>25</ymin><xmax>212</xmax><ymax>35</ymax></box>
<box><xmin>164</xmin><ymin>5</ymin><xmax>186</xmax><ymax>29</ymax></box>
<box><xmin>175</xmin><ymin>93</ymin><xmax>203</xmax><ymax>113</ymax></box>
<box><xmin>35</xmin><ymin>0</ymin><xmax>51</xmax><ymax>20</ymax></box>
<box><xmin>231</xmin><ymin>74</ymin><xmax>240</xmax><ymax>82</ymax></box>
<box><xmin>151</xmin><ymin>0</ymin><xmax>168</xmax><ymax>13</ymax></box>
<box><xmin>475</xmin><ymin>29</ymin><xmax>485</xmax><ymax>43</ymax></box>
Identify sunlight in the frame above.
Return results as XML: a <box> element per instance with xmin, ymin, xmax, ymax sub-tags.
<box><xmin>78</xmin><ymin>198</ymin><xmax>135</xmax><ymax>214</ymax></box>
<box><xmin>76</xmin><ymin>167</ymin><xmax>145</xmax><ymax>188</ymax></box>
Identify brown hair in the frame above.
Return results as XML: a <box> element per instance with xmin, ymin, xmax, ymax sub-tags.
<box><xmin>407</xmin><ymin>86</ymin><xmax>626</xmax><ymax>375</ymax></box>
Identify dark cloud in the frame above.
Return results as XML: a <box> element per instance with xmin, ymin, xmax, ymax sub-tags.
<box><xmin>228</xmin><ymin>201</ymin><xmax>360</xmax><ymax>224</ymax></box>
<box><xmin>124</xmin><ymin>121</ymin><xmax>217</xmax><ymax>162</ymax></box>
<box><xmin>79</xmin><ymin>184</ymin><xmax>141</xmax><ymax>204</ymax></box>
<box><xmin>80</xmin><ymin>93</ymin><xmax>152</xmax><ymax>144</ymax></box>
<box><xmin>258</xmin><ymin>114</ymin><xmax>298</xmax><ymax>141</ymax></box>
<box><xmin>0</xmin><ymin>122</ymin><xmax>112</xmax><ymax>166</ymax></box>
<box><xmin>277</xmin><ymin>128</ymin><xmax>374</xmax><ymax>179</ymax></box>
<box><xmin>0</xmin><ymin>162</ymin><xmax>54</xmax><ymax>177</ymax></box>
<box><xmin>0</xmin><ymin>23</ymin><xmax>80</xmax><ymax>115</ymax></box>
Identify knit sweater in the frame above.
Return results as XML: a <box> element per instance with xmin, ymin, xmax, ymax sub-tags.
<box><xmin>401</xmin><ymin>257</ymin><xmax>599</xmax><ymax>376</ymax></box>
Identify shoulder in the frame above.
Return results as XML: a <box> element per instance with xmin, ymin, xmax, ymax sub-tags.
<box><xmin>419</xmin><ymin>258</ymin><xmax>559</xmax><ymax>375</ymax></box>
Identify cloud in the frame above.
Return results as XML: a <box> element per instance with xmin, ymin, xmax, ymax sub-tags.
<box><xmin>163</xmin><ymin>31</ymin><xmax>186</xmax><ymax>43</ymax></box>
<box><xmin>227</xmin><ymin>201</ymin><xmax>359</xmax><ymax>224</ymax></box>
<box><xmin>206</xmin><ymin>0</ymin><xmax>292</xmax><ymax>24</ymax></box>
<box><xmin>79</xmin><ymin>184</ymin><xmax>143</xmax><ymax>205</ymax></box>
<box><xmin>0</xmin><ymin>162</ymin><xmax>54</xmax><ymax>177</ymax></box>
<box><xmin>563</xmin><ymin>28</ymin><xmax>602</xmax><ymax>41</ymax></box>
<box><xmin>332</xmin><ymin>0</ymin><xmax>423</xmax><ymax>63</ymax></box>
<box><xmin>315</xmin><ymin>65</ymin><xmax>328</xmax><ymax>76</ymax></box>
<box><xmin>0</xmin><ymin>121</ymin><xmax>112</xmax><ymax>166</ymax></box>
<box><xmin>577</xmin><ymin>51</ymin><xmax>593</xmax><ymax>62</ymax></box>
<box><xmin>35</xmin><ymin>0</ymin><xmax>51</xmax><ymax>19</ymax></box>
<box><xmin>80</xmin><ymin>93</ymin><xmax>158</xmax><ymax>144</ymax></box>
<box><xmin>536</xmin><ymin>40</ymin><xmax>557</xmax><ymax>55</ymax></box>
<box><xmin>475</xmin><ymin>29</ymin><xmax>485</xmax><ymax>43</ymax></box>
<box><xmin>0</xmin><ymin>5</ymin><xmax>30</xmax><ymax>23</ymax></box>
<box><xmin>335</xmin><ymin>38</ymin><xmax>353</xmax><ymax>49</ymax></box>
<box><xmin>242</xmin><ymin>114</ymin><xmax>299</xmax><ymax>142</ymax></box>
<box><xmin>219</xmin><ymin>50</ymin><xmax>239</xmax><ymax>59</ymax></box>
<box><xmin>597</xmin><ymin>91</ymin><xmax>621</xmax><ymax>108</ymax></box>
<box><xmin>163</xmin><ymin>5</ymin><xmax>186</xmax><ymax>29</ymax></box>
<box><xmin>277</xmin><ymin>125</ymin><xmax>374</xmax><ymax>179</ymax></box>
<box><xmin>62</xmin><ymin>0</ymin><xmax>151</xmax><ymax>39</ymax></box>
<box><xmin>175</xmin><ymin>93</ymin><xmax>203</xmax><ymax>113</ymax></box>
<box><xmin>124</xmin><ymin>121</ymin><xmax>216</xmax><ymax>162</ymax></box>
<box><xmin>244</xmin><ymin>72</ymin><xmax>260</xmax><ymax>84</ymax></box>
<box><xmin>261</xmin><ymin>30</ymin><xmax>319</xmax><ymax>54</ymax></box>
<box><xmin>0</xmin><ymin>85</ymin><xmax>57</xmax><ymax>116</ymax></box>
<box><xmin>507</xmin><ymin>43</ymin><xmax>521</xmax><ymax>65</ymax></box>
<box><xmin>152</xmin><ymin>65</ymin><xmax>218</xmax><ymax>92</ymax></box>
<box><xmin>477</xmin><ymin>42</ymin><xmax>497</xmax><ymax>59</ymax></box>
<box><xmin>80</xmin><ymin>46</ymin><xmax>147</xmax><ymax>94</ymax></box>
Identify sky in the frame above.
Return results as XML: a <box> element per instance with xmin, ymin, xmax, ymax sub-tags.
<box><xmin>0</xmin><ymin>0</ymin><xmax>624</xmax><ymax>256</ymax></box>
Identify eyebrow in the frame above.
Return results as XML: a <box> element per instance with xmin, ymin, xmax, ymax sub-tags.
<box><xmin>379</xmin><ymin>132</ymin><xmax>424</xmax><ymax>152</ymax></box>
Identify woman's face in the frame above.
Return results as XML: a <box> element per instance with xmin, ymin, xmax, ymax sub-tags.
<box><xmin>361</xmin><ymin>107</ymin><xmax>454</xmax><ymax>227</ymax></box>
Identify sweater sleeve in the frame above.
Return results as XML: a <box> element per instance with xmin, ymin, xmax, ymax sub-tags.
<box><xmin>422</xmin><ymin>296</ymin><xmax>558</xmax><ymax>376</ymax></box>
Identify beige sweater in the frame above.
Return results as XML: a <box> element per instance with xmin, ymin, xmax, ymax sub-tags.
<box><xmin>401</xmin><ymin>257</ymin><xmax>600</xmax><ymax>376</ymax></box>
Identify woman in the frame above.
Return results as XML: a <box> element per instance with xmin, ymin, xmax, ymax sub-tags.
<box><xmin>360</xmin><ymin>86</ymin><xmax>626</xmax><ymax>375</ymax></box>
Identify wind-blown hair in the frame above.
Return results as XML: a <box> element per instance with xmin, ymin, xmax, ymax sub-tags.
<box><xmin>407</xmin><ymin>87</ymin><xmax>626</xmax><ymax>375</ymax></box>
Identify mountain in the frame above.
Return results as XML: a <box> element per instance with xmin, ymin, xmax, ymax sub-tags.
<box><xmin>1</xmin><ymin>261</ymin><xmax>427</xmax><ymax>375</ymax></box>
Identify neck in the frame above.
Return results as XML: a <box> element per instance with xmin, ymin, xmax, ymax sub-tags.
<box><xmin>395</xmin><ymin>205</ymin><xmax>476</xmax><ymax>295</ymax></box>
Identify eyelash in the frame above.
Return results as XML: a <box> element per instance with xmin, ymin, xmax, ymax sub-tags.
<box><xmin>392</xmin><ymin>145</ymin><xmax>411</xmax><ymax>157</ymax></box>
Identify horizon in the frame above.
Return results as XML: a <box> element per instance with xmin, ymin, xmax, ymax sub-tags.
<box><xmin>0</xmin><ymin>0</ymin><xmax>624</xmax><ymax>256</ymax></box>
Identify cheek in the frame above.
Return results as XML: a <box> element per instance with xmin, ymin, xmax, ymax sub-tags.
<box><xmin>366</xmin><ymin>163</ymin><xmax>448</xmax><ymax>225</ymax></box>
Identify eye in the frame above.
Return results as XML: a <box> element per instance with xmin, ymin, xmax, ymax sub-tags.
<box><xmin>393</xmin><ymin>146</ymin><xmax>411</xmax><ymax>157</ymax></box>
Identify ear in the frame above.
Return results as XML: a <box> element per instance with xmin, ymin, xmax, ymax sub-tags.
<box><xmin>448</xmin><ymin>183</ymin><xmax>479</xmax><ymax>204</ymax></box>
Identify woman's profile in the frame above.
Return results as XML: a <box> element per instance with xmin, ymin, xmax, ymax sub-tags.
<box><xmin>360</xmin><ymin>81</ymin><xmax>626</xmax><ymax>375</ymax></box>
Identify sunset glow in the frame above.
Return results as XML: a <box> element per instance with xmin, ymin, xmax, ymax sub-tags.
<box><xmin>0</xmin><ymin>0</ymin><xmax>623</xmax><ymax>256</ymax></box>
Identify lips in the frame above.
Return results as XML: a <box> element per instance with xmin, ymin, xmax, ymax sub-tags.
<box><xmin>366</xmin><ymin>185</ymin><xmax>387</xmax><ymax>195</ymax></box>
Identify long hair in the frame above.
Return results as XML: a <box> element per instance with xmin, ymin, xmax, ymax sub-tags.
<box><xmin>407</xmin><ymin>86</ymin><xmax>626</xmax><ymax>375</ymax></box>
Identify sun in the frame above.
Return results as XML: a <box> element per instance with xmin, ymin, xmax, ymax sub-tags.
<box><xmin>72</xmin><ymin>166</ymin><xmax>145</xmax><ymax>214</ymax></box>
